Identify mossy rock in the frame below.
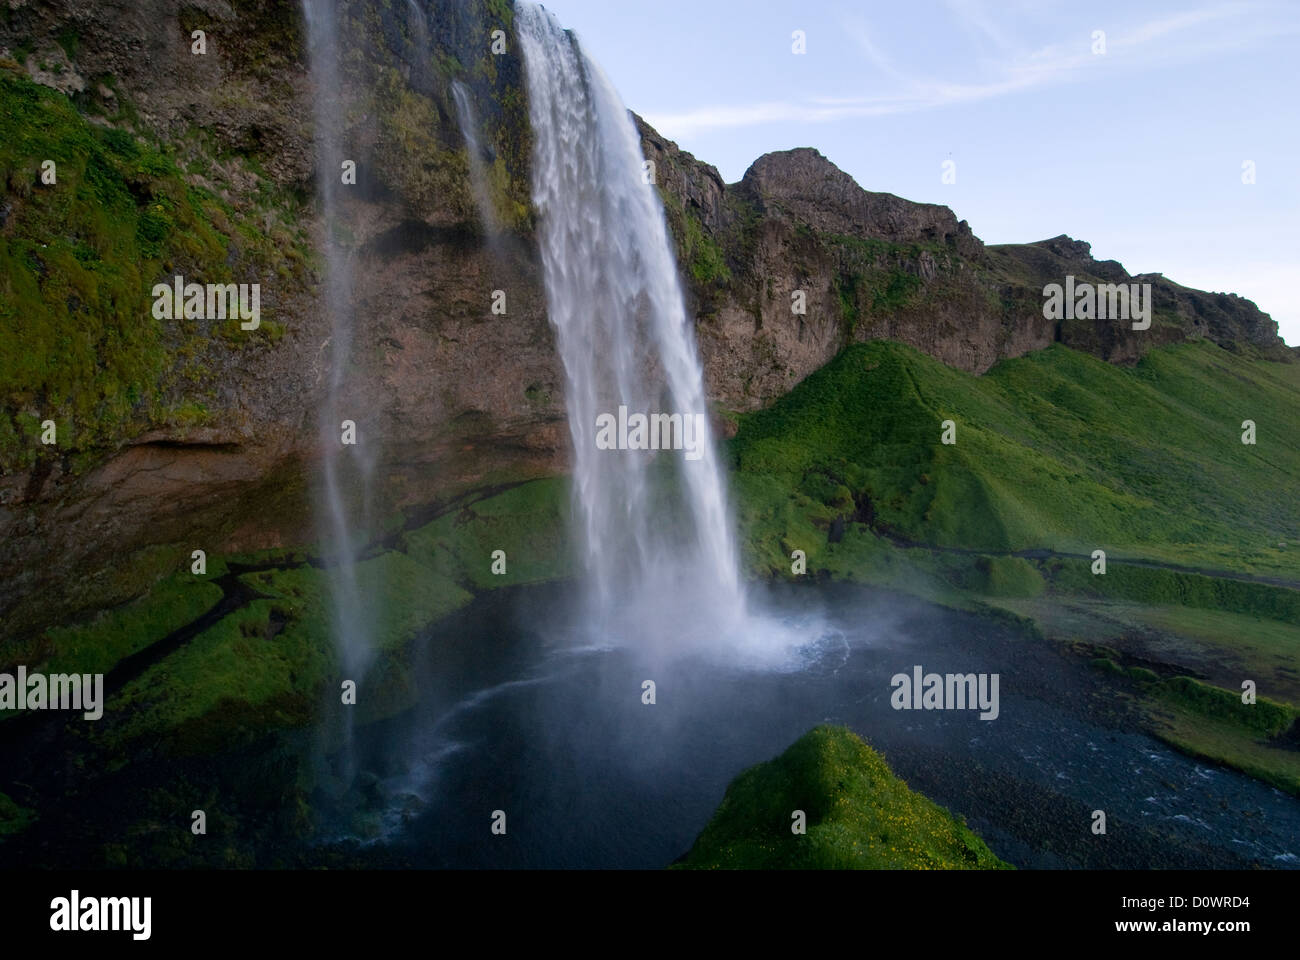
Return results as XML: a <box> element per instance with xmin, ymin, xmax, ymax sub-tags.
<box><xmin>674</xmin><ymin>725</ymin><xmax>1011</xmax><ymax>870</ymax></box>
<box><xmin>1090</xmin><ymin>656</ymin><xmax>1124</xmax><ymax>675</ymax></box>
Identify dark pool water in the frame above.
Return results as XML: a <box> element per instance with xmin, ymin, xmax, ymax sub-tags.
<box><xmin>328</xmin><ymin>582</ymin><xmax>1300</xmax><ymax>869</ymax></box>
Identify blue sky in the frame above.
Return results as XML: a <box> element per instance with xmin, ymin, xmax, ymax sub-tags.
<box><xmin>534</xmin><ymin>0</ymin><xmax>1300</xmax><ymax>344</ymax></box>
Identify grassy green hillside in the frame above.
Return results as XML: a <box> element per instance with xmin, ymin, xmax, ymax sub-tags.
<box><xmin>674</xmin><ymin>725</ymin><xmax>1010</xmax><ymax>869</ymax></box>
<box><xmin>731</xmin><ymin>339</ymin><xmax>1300</xmax><ymax>580</ymax></box>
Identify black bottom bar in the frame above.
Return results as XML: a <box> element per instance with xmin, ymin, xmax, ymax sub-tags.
<box><xmin>5</xmin><ymin>869</ymin><xmax>1286</xmax><ymax>946</ymax></box>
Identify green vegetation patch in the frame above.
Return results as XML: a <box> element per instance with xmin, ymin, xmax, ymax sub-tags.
<box><xmin>0</xmin><ymin>67</ymin><xmax>302</xmax><ymax>472</ymax></box>
<box><xmin>72</xmin><ymin>480</ymin><xmax>570</xmax><ymax>756</ymax></box>
<box><xmin>90</xmin><ymin>579</ymin><xmax>330</xmax><ymax>756</ymax></box>
<box><xmin>675</xmin><ymin>725</ymin><xmax>1011</xmax><ymax>869</ymax></box>
<box><xmin>1145</xmin><ymin>677</ymin><xmax>1300</xmax><ymax>796</ymax></box>
<box><xmin>401</xmin><ymin>477</ymin><xmax>571</xmax><ymax>590</ymax></box>
<box><xmin>1155</xmin><ymin>676</ymin><xmax>1295</xmax><ymax>738</ymax></box>
<box><xmin>729</xmin><ymin>340</ymin><xmax>1300</xmax><ymax>583</ymax></box>
<box><xmin>87</xmin><ymin>549</ymin><xmax>476</xmax><ymax>755</ymax></box>
<box><xmin>35</xmin><ymin>571</ymin><xmax>224</xmax><ymax>677</ymax></box>
<box><xmin>659</xmin><ymin>190</ymin><xmax>731</xmax><ymax>288</ymax></box>
<box><xmin>820</xmin><ymin>233</ymin><xmax>944</xmax><ymax>321</ymax></box>
<box><xmin>682</xmin><ymin>205</ymin><xmax>730</xmax><ymax>285</ymax></box>
<box><xmin>1049</xmin><ymin>561</ymin><xmax>1300</xmax><ymax>622</ymax></box>
<box><xmin>370</xmin><ymin>64</ymin><xmax>474</xmax><ymax>222</ymax></box>
<box><xmin>968</xmin><ymin>555</ymin><xmax>1045</xmax><ymax>598</ymax></box>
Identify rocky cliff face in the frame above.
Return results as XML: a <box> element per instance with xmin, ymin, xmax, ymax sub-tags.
<box><xmin>0</xmin><ymin>0</ymin><xmax>1289</xmax><ymax>650</ymax></box>
<box><xmin>0</xmin><ymin>0</ymin><xmax>559</xmax><ymax>648</ymax></box>
<box><xmin>642</xmin><ymin>124</ymin><xmax>1289</xmax><ymax>412</ymax></box>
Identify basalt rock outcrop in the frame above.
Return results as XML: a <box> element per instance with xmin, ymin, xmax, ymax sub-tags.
<box><xmin>0</xmin><ymin>0</ymin><xmax>1289</xmax><ymax>650</ymax></box>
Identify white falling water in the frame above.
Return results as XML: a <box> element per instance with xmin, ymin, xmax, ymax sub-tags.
<box><xmin>516</xmin><ymin>4</ymin><xmax>749</xmax><ymax>658</ymax></box>
<box><xmin>451</xmin><ymin>80</ymin><xmax>501</xmax><ymax>239</ymax></box>
<box><xmin>301</xmin><ymin>0</ymin><xmax>375</xmax><ymax>690</ymax></box>
<box><xmin>405</xmin><ymin>0</ymin><xmax>430</xmax><ymax>59</ymax></box>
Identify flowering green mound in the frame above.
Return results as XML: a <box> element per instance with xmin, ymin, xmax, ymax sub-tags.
<box><xmin>675</xmin><ymin>725</ymin><xmax>1011</xmax><ymax>870</ymax></box>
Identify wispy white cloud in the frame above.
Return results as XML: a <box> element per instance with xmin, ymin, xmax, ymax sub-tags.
<box><xmin>945</xmin><ymin>0</ymin><xmax>1017</xmax><ymax>53</ymax></box>
<box><xmin>841</xmin><ymin>18</ymin><xmax>919</xmax><ymax>89</ymax></box>
<box><xmin>642</xmin><ymin>2</ymin><xmax>1295</xmax><ymax>138</ymax></box>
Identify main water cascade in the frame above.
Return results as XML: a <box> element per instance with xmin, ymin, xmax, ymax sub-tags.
<box><xmin>516</xmin><ymin>3</ymin><xmax>757</xmax><ymax>660</ymax></box>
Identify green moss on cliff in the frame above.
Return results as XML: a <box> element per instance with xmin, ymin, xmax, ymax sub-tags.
<box><xmin>0</xmin><ymin>68</ymin><xmax>208</xmax><ymax>467</ymax></box>
<box><xmin>342</xmin><ymin>0</ymin><xmax>533</xmax><ymax>235</ymax></box>
<box><xmin>820</xmin><ymin>233</ymin><xmax>948</xmax><ymax>321</ymax></box>
<box><xmin>675</xmin><ymin>725</ymin><xmax>1010</xmax><ymax>869</ymax></box>
<box><xmin>370</xmin><ymin>64</ymin><xmax>474</xmax><ymax>222</ymax></box>
<box><xmin>683</xmin><ymin>207</ymin><xmax>729</xmax><ymax>285</ymax></box>
<box><xmin>0</xmin><ymin>66</ymin><xmax>303</xmax><ymax>473</ymax></box>
<box><xmin>220</xmin><ymin>0</ymin><xmax>307</xmax><ymax>79</ymax></box>
<box><xmin>484</xmin><ymin>0</ymin><xmax>513</xmax><ymax>27</ymax></box>
<box><xmin>659</xmin><ymin>189</ymin><xmax>730</xmax><ymax>288</ymax></box>
<box><xmin>833</xmin><ymin>269</ymin><xmax>861</xmax><ymax>337</ymax></box>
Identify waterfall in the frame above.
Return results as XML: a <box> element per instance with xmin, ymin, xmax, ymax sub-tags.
<box><xmin>451</xmin><ymin>80</ymin><xmax>500</xmax><ymax>239</ymax></box>
<box><xmin>405</xmin><ymin>0</ymin><xmax>430</xmax><ymax>61</ymax></box>
<box><xmin>516</xmin><ymin>3</ymin><xmax>747</xmax><ymax>657</ymax></box>
<box><xmin>300</xmin><ymin>0</ymin><xmax>376</xmax><ymax>691</ymax></box>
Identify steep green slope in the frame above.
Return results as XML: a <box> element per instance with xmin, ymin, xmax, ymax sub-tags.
<box><xmin>731</xmin><ymin>340</ymin><xmax>1300</xmax><ymax>579</ymax></box>
<box><xmin>675</xmin><ymin>725</ymin><xmax>1010</xmax><ymax>870</ymax></box>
